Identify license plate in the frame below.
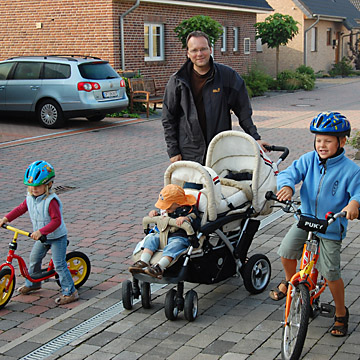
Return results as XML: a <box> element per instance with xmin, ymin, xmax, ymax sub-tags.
<box><xmin>103</xmin><ymin>90</ymin><xmax>118</xmax><ymax>98</ymax></box>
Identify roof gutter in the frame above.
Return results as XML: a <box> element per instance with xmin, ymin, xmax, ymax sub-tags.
<box><xmin>120</xmin><ymin>0</ymin><xmax>140</xmax><ymax>70</ymax></box>
<box><xmin>304</xmin><ymin>14</ymin><xmax>320</xmax><ymax>66</ymax></box>
<box><xmin>140</xmin><ymin>0</ymin><xmax>272</xmax><ymax>14</ymax></box>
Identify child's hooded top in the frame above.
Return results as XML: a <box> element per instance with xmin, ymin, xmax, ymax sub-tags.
<box><xmin>277</xmin><ymin>149</ymin><xmax>360</xmax><ymax>240</ymax></box>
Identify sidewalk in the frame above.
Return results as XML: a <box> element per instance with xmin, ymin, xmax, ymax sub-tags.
<box><xmin>0</xmin><ymin>78</ymin><xmax>359</xmax><ymax>359</ymax></box>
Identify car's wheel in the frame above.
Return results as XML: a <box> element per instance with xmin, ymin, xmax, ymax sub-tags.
<box><xmin>0</xmin><ymin>268</ymin><xmax>15</xmax><ymax>310</ymax></box>
<box><xmin>122</xmin><ymin>280</ymin><xmax>134</xmax><ymax>310</ymax></box>
<box><xmin>86</xmin><ymin>114</ymin><xmax>106</xmax><ymax>121</ymax></box>
<box><xmin>242</xmin><ymin>254</ymin><xmax>271</xmax><ymax>294</ymax></box>
<box><xmin>141</xmin><ymin>282</ymin><xmax>151</xmax><ymax>309</ymax></box>
<box><xmin>164</xmin><ymin>288</ymin><xmax>179</xmax><ymax>321</ymax></box>
<box><xmin>184</xmin><ymin>290</ymin><xmax>198</xmax><ymax>322</ymax></box>
<box><xmin>37</xmin><ymin>99</ymin><xmax>65</xmax><ymax>128</ymax></box>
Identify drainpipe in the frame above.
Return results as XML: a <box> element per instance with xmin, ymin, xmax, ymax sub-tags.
<box><xmin>120</xmin><ymin>0</ymin><xmax>140</xmax><ymax>71</ymax></box>
<box><xmin>304</xmin><ymin>14</ymin><xmax>320</xmax><ymax>66</ymax></box>
<box><xmin>341</xmin><ymin>32</ymin><xmax>351</xmax><ymax>59</ymax></box>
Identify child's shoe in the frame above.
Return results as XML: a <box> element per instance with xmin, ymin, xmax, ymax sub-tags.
<box><xmin>17</xmin><ymin>284</ymin><xmax>41</xmax><ymax>294</ymax></box>
<box><xmin>55</xmin><ymin>290</ymin><xmax>79</xmax><ymax>305</ymax></box>
<box><xmin>128</xmin><ymin>260</ymin><xmax>149</xmax><ymax>274</ymax></box>
<box><xmin>145</xmin><ymin>264</ymin><xmax>164</xmax><ymax>279</ymax></box>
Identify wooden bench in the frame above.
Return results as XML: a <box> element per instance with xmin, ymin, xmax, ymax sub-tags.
<box><xmin>128</xmin><ymin>77</ymin><xmax>163</xmax><ymax>118</ymax></box>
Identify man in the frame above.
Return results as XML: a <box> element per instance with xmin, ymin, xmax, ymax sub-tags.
<box><xmin>162</xmin><ymin>30</ymin><xmax>268</xmax><ymax>165</ymax></box>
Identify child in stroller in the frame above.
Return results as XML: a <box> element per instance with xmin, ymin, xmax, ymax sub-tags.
<box><xmin>122</xmin><ymin>131</ymin><xmax>288</xmax><ymax>321</ymax></box>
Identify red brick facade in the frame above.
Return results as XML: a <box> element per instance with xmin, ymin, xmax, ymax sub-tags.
<box><xmin>1</xmin><ymin>0</ymin><xmax>259</xmax><ymax>90</ymax></box>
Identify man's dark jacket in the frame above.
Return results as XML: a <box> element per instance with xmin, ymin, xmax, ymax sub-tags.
<box><xmin>161</xmin><ymin>57</ymin><xmax>260</xmax><ymax>164</ymax></box>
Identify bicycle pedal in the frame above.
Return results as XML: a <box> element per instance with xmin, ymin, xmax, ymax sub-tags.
<box><xmin>319</xmin><ymin>303</ymin><xmax>335</xmax><ymax>318</ymax></box>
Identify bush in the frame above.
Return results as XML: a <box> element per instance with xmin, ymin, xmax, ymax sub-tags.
<box><xmin>329</xmin><ymin>57</ymin><xmax>353</xmax><ymax>77</ymax></box>
<box><xmin>242</xmin><ymin>67</ymin><xmax>274</xmax><ymax>97</ymax></box>
<box><xmin>276</xmin><ymin>69</ymin><xmax>315</xmax><ymax>91</ymax></box>
<box><xmin>296</xmin><ymin>65</ymin><xmax>315</xmax><ymax>80</ymax></box>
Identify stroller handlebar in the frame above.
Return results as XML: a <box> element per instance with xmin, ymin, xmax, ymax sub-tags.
<box><xmin>264</xmin><ymin>145</ymin><xmax>289</xmax><ymax>161</ymax></box>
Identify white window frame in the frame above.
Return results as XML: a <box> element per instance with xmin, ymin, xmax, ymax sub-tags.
<box><xmin>244</xmin><ymin>38</ymin><xmax>250</xmax><ymax>54</ymax></box>
<box><xmin>233</xmin><ymin>27</ymin><xmax>239</xmax><ymax>51</ymax></box>
<box><xmin>311</xmin><ymin>27</ymin><xmax>317</xmax><ymax>52</ymax></box>
<box><xmin>144</xmin><ymin>23</ymin><xmax>164</xmax><ymax>61</ymax></box>
<box><xmin>256</xmin><ymin>37</ymin><xmax>263</xmax><ymax>52</ymax></box>
<box><xmin>221</xmin><ymin>26</ymin><xmax>227</xmax><ymax>52</ymax></box>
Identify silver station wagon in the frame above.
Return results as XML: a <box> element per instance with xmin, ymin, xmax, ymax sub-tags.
<box><xmin>0</xmin><ymin>55</ymin><xmax>128</xmax><ymax>128</ymax></box>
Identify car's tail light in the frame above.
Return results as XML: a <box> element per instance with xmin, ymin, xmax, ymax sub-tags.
<box><xmin>77</xmin><ymin>82</ymin><xmax>101</xmax><ymax>92</ymax></box>
<box><xmin>120</xmin><ymin>79</ymin><xmax>126</xmax><ymax>88</ymax></box>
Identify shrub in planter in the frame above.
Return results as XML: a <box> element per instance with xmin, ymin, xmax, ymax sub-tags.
<box><xmin>242</xmin><ymin>67</ymin><xmax>274</xmax><ymax>97</ymax></box>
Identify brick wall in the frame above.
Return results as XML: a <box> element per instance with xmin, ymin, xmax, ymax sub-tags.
<box><xmin>0</xmin><ymin>0</ymin><xmax>259</xmax><ymax>90</ymax></box>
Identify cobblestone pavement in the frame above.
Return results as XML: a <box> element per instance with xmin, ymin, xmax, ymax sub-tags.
<box><xmin>0</xmin><ymin>78</ymin><xmax>359</xmax><ymax>359</ymax></box>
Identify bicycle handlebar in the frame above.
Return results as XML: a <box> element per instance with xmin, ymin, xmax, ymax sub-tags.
<box><xmin>264</xmin><ymin>145</ymin><xmax>289</xmax><ymax>161</ymax></box>
<box><xmin>1</xmin><ymin>223</ymin><xmax>47</xmax><ymax>243</ymax></box>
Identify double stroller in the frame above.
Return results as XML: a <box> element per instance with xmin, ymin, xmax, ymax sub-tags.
<box><xmin>122</xmin><ymin>130</ymin><xmax>288</xmax><ymax>321</ymax></box>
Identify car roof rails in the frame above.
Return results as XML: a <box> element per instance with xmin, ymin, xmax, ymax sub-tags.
<box><xmin>48</xmin><ymin>55</ymin><xmax>102</xmax><ymax>60</ymax></box>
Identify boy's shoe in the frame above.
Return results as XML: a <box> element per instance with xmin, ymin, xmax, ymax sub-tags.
<box><xmin>17</xmin><ymin>284</ymin><xmax>41</xmax><ymax>295</ymax></box>
<box><xmin>128</xmin><ymin>260</ymin><xmax>149</xmax><ymax>274</ymax></box>
<box><xmin>55</xmin><ymin>290</ymin><xmax>79</xmax><ymax>305</ymax></box>
<box><xmin>144</xmin><ymin>264</ymin><xmax>164</xmax><ymax>279</ymax></box>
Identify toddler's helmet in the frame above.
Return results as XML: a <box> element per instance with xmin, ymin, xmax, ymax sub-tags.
<box><xmin>24</xmin><ymin>160</ymin><xmax>55</xmax><ymax>186</ymax></box>
<box><xmin>310</xmin><ymin>111</ymin><xmax>351</xmax><ymax>137</ymax></box>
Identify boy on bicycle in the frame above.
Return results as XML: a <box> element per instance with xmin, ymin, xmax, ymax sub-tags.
<box><xmin>269</xmin><ymin>112</ymin><xmax>360</xmax><ymax>337</ymax></box>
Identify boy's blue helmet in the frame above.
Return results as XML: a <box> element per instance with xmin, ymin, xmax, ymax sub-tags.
<box><xmin>24</xmin><ymin>160</ymin><xmax>55</xmax><ymax>186</ymax></box>
<box><xmin>310</xmin><ymin>111</ymin><xmax>351</xmax><ymax>137</ymax></box>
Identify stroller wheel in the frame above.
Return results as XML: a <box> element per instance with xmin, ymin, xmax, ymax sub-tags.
<box><xmin>165</xmin><ymin>288</ymin><xmax>179</xmax><ymax>321</ymax></box>
<box><xmin>141</xmin><ymin>282</ymin><xmax>151</xmax><ymax>309</ymax></box>
<box><xmin>242</xmin><ymin>254</ymin><xmax>271</xmax><ymax>294</ymax></box>
<box><xmin>122</xmin><ymin>280</ymin><xmax>134</xmax><ymax>310</ymax></box>
<box><xmin>184</xmin><ymin>290</ymin><xmax>198</xmax><ymax>322</ymax></box>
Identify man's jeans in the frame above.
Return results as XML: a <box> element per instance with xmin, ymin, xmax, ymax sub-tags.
<box><xmin>25</xmin><ymin>235</ymin><xmax>75</xmax><ymax>296</ymax></box>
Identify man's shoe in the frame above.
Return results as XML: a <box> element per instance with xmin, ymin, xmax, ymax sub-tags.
<box><xmin>55</xmin><ymin>290</ymin><xmax>79</xmax><ymax>305</ymax></box>
<box><xmin>17</xmin><ymin>284</ymin><xmax>41</xmax><ymax>295</ymax></box>
<box><xmin>144</xmin><ymin>264</ymin><xmax>164</xmax><ymax>279</ymax></box>
<box><xmin>128</xmin><ymin>260</ymin><xmax>149</xmax><ymax>274</ymax></box>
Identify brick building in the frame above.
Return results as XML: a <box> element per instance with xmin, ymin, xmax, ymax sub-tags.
<box><xmin>0</xmin><ymin>0</ymin><xmax>272</xmax><ymax>89</ymax></box>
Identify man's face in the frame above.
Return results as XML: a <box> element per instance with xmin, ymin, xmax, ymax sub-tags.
<box><xmin>187</xmin><ymin>36</ymin><xmax>211</xmax><ymax>71</ymax></box>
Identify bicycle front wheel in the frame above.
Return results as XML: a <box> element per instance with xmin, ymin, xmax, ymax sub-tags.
<box><xmin>281</xmin><ymin>283</ymin><xmax>310</xmax><ymax>360</ymax></box>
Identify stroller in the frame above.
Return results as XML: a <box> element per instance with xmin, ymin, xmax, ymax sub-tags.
<box><xmin>122</xmin><ymin>130</ymin><xmax>289</xmax><ymax>321</ymax></box>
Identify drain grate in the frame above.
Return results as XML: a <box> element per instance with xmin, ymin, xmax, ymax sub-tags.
<box><xmin>20</xmin><ymin>283</ymin><xmax>166</xmax><ymax>360</ymax></box>
<box><xmin>53</xmin><ymin>185</ymin><xmax>76</xmax><ymax>195</ymax></box>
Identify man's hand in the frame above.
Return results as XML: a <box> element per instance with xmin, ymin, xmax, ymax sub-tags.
<box><xmin>276</xmin><ymin>186</ymin><xmax>293</xmax><ymax>202</ymax></box>
<box><xmin>170</xmin><ymin>154</ymin><xmax>182</xmax><ymax>163</ymax></box>
<box><xmin>257</xmin><ymin>139</ymin><xmax>271</xmax><ymax>152</ymax></box>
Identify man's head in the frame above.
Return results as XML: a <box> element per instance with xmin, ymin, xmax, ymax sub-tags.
<box><xmin>310</xmin><ymin>111</ymin><xmax>351</xmax><ymax>159</ymax></box>
<box><xmin>186</xmin><ymin>31</ymin><xmax>212</xmax><ymax>74</ymax></box>
<box><xmin>155</xmin><ymin>184</ymin><xmax>196</xmax><ymax>212</ymax></box>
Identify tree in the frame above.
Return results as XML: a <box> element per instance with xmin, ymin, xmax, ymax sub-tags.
<box><xmin>254</xmin><ymin>13</ymin><xmax>299</xmax><ymax>76</ymax></box>
<box><xmin>174</xmin><ymin>15</ymin><xmax>223</xmax><ymax>49</ymax></box>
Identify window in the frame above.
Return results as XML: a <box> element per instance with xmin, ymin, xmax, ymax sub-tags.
<box><xmin>0</xmin><ymin>62</ymin><xmax>14</xmax><ymax>80</ymax></box>
<box><xmin>144</xmin><ymin>23</ymin><xmax>164</xmax><ymax>61</ymax></box>
<box><xmin>244</xmin><ymin>38</ymin><xmax>250</xmax><ymax>54</ymax></box>
<box><xmin>78</xmin><ymin>62</ymin><xmax>119</xmax><ymax>80</ymax></box>
<box><xmin>44</xmin><ymin>63</ymin><xmax>71</xmax><ymax>79</ymax></box>
<box><xmin>311</xmin><ymin>27</ymin><xmax>317</xmax><ymax>52</ymax></box>
<box><xmin>233</xmin><ymin>27</ymin><xmax>239</xmax><ymax>51</ymax></box>
<box><xmin>221</xmin><ymin>26</ymin><xmax>227</xmax><ymax>52</ymax></box>
<box><xmin>326</xmin><ymin>28</ymin><xmax>332</xmax><ymax>46</ymax></box>
<box><xmin>256</xmin><ymin>38</ymin><xmax>263</xmax><ymax>52</ymax></box>
<box><xmin>13</xmin><ymin>62</ymin><xmax>42</xmax><ymax>80</ymax></box>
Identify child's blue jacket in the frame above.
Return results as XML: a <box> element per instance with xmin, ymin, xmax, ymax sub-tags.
<box><xmin>277</xmin><ymin>150</ymin><xmax>360</xmax><ymax>240</ymax></box>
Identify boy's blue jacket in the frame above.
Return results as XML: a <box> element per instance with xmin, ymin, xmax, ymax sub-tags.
<box><xmin>277</xmin><ymin>150</ymin><xmax>360</xmax><ymax>240</ymax></box>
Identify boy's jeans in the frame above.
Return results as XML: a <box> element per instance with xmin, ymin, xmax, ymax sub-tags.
<box><xmin>143</xmin><ymin>233</ymin><xmax>190</xmax><ymax>259</ymax></box>
<box><xmin>25</xmin><ymin>234</ymin><xmax>76</xmax><ymax>296</ymax></box>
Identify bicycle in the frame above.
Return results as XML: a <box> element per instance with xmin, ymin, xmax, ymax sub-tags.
<box><xmin>265</xmin><ymin>191</ymin><xmax>348</xmax><ymax>360</ymax></box>
<box><xmin>0</xmin><ymin>223</ymin><xmax>91</xmax><ymax>309</ymax></box>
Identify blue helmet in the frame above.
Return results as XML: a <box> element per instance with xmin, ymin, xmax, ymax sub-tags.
<box><xmin>24</xmin><ymin>160</ymin><xmax>55</xmax><ymax>186</ymax></box>
<box><xmin>310</xmin><ymin>112</ymin><xmax>351</xmax><ymax>137</ymax></box>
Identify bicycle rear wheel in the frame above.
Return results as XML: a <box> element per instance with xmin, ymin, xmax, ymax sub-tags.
<box><xmin>281</xmin><ymin>283</ymin><xmax>310</xmax><ymax>360</ymax></box>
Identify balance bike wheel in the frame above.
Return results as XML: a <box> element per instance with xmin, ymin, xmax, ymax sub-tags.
<box><xmin>0</xmin><ymin>268</ymin><xmax>16</xmax><ymax>309</ymax></box>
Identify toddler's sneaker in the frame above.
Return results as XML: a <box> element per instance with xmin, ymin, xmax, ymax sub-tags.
<box><xmin>55</xmin><ymin>290</ymin><xmax>79</xmax><ymax>305</ymax></box>
<box><xmin>128</xmin><ymin>260</ymin><xmax>149</xmax><ymax>274</ymax></box>
<box><xmin>144</xmin><ymin>264</ymin><xmax>164</xmax><ymax>279</ymax></box>
<box><xmin>17</xmin><ymin>284</ymin><xmax>41</xmax><ymax>294</ymax></box>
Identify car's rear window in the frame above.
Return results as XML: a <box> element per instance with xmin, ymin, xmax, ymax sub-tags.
<box><xmin>78</xmin><ymin>62</ymin><xmax>119</xmax><ymax>80</ymax></box>
<box><xmin>44</xmin><ymin>63</ymin><xmax>71</xmax><ymax>79</ymax></box>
